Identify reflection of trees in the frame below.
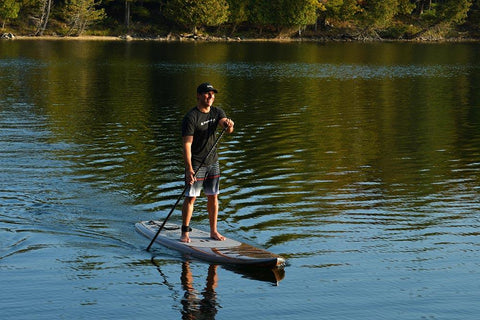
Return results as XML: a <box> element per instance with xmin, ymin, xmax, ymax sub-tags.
<box><xmin>219</xmin><ymin>42</ymin><xmax>480</xmax><ymax>235</ymax></box>
<box><xmin>4</xmin><ymin>40</ymin><xmax>478</xmax><ymax>228</ymax></box>
<box><xmin>19</xmin><ymin>41</ymin><xmax>235</xmax><ymax>211</ymax></box>
<box><xmin>18</xmin><ymin>41</ymin><xmax>184</xmax><ymax>208</ymax></box>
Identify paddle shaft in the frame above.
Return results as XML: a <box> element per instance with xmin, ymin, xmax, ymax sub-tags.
<box><xmin>146</xmin><ymin>127</ymin><xmax>228</xmax><ymax>251</ymax></box>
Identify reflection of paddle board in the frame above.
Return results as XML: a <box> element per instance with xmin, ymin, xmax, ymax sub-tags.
<box><xmin>136</xmin><ymin>221</ymin><xmax>286</xmax><ymax>268</ymax></box>
<box><xmin>222</xmin><ymin>264</ymin><xmax>286</xmax><ymax>284</ymax></box>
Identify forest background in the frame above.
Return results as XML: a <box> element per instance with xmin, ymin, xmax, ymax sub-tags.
<box><xmin>1</xmin><ymin>0</ymin><xmax>480</xmax><ymax>41</ymax></box>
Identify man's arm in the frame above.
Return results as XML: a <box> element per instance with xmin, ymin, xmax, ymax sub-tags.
<box><xmin>219</xmin><ymin>118</ymin><xmax>235</xmax><ymax>134</ymax></box>
<box><xmin>183</xmin><ymin>135</ymin><xmax>195</xmax><ymax>185</ymax></box>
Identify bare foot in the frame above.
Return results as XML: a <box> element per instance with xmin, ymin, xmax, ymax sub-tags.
<box><xmin>210</xmin><ymin>231</ymin><xmax>225</xmax><ymax>241</ymax></box>
<box><xmin>180</xmin><ymin>232</ymin><xmax>191</xmax><ymax>243</ymax></box>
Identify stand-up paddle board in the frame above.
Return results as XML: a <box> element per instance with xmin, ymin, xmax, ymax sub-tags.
<box><xmin>136</xmin><ymin>220</ymin><xmax>286</xmax><ymax>268</ymax></box>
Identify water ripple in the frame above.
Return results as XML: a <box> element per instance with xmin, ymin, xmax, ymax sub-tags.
<box><xmin>151</xmin><ymin>61</ymin><xmax>475</xmax><ymax>80</ymax></box>
<box><xmin>2</xmin><ymin>41</ymin><xmax>480</xmax><ymax>320</ymax></box>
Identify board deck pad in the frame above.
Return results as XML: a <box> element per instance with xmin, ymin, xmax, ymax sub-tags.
<box><xmin>136</xmin><ymin>220</ymin><xmax>285</xmax><ymax>269</ymax></box>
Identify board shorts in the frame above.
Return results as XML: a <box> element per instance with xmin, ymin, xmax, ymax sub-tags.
<box><xmin>185</xmin><ymin>161</ymin><xmax>220</xmax><ymax>197</ymax></box>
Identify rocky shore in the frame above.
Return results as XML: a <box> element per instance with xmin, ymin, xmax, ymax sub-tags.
<box><xmin>2</xmin><ymin>32</ymin><xmax>479</xmax><ymax>42</ymax></box>
<box><xmin>1</xmin><ymin>33</ymin><xmax>16</xmax><ymax>39</ymax></box>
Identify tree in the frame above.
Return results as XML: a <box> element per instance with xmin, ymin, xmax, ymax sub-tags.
<box><xmin>398</xmin><ymin>0</ymin><xmax>416</xmax><ymax>16</ymax></box>
<box><xmin>279</xmin><ymin>0</ymin><xmax>320</xmax><ymax>29</ymax></box>
<box><xmin>226</xmin><ymin>0</ymin><xmax>248</xmax><ymax>33</ymax></box>
<box><xmin>0</xmin><ymin>0</ymin><xmax>20</xmax><ymax>29</ymax></box>
<box><xmin>63</xmin><ymin>0</ymin><xmax>106</xmax><ymax>36</ymax></box>
<box><xmin>415</xmin><ymin>0</ymin><xmax>433</xmax><ymax>15</ymax></box>
<box><xmin>35</xmin><ymin>0</ymin><xmax>53</xmax><ymax>36</ymax></box>
<box><xmin>360</xmin><ymin>0</ymin><xmax>402</xmax><ymax>29</ymax></box>
<box><xmin>164</xmin><ymin>0</ymin><xmax>229</xmax><ymax>35</ymax></box>
<box><xmin>125</xmin><ymin>0</ymin><xmax>131</xmax><ymax>29</ymax></box>
<box><xmin>437</xmin><ymin>0</ymin><xmax>473</xmax><ymax>25</ymax></box>
<box><xmin>247</xmin><ymin>0</ymin><xmax>277</xmax><ymax>32</ymax></box>
<box><xmin>320</xmin><ymin>0</ymin><xmax>362</xmax><ymax>25</ymax></box>
<box><xmin>465</xmin><ymin>0</ymin><xmax>480</xmax><ymax>29</ymax></box>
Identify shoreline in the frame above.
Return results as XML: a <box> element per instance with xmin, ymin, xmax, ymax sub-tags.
<box><xmin>4</xmin><ymin>33</ymin><xmax>480</xmax><ymax>43</ymax></box>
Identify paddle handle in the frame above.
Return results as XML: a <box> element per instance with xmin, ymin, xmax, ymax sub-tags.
<box><xmin>146</xmin><ymin>127</ymin><xmax>228</xmax><ymax>251</ymax></box>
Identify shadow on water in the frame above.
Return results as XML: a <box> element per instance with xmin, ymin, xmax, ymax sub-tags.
<box><xmin>151</xmin><ymin>257</ymin><xmax>285</xmax><ymax>319</ymax></box>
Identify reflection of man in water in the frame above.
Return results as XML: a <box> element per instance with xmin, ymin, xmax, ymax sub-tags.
<box><xmin>181</xmin><ymin>261</ymin><xmax>219</xmax><ymax>320</ymax></box>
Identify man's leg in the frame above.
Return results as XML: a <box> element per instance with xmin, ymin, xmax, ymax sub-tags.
<box><xmin>181</xmin><ymin>196</ymin><xmax>196</xmax><ymax>243</ymax></box>
<box><xmin>207</xmin><ymin>194</ymin><xmax>225</xmax><ymax>241</ymax></box>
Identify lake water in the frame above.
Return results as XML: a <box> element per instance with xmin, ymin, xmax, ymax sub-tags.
<box><xmin>1</xmin><ymin>40</ymin><xmax>479</xmax><ymax>320</ymax></box>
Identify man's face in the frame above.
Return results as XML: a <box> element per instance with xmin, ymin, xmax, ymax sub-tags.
<box><xmin>198</xmin><ymin>91</ymin><xmax>215</xmax><ymax>108</ymax></box>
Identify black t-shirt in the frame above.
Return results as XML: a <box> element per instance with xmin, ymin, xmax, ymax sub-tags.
<box><xmin>182</xmin><ymin>106</ymin><xmax>226</xmax><ymax>167</ymax></box>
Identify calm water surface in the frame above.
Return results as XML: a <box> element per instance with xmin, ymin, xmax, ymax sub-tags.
<box><xmin>1</xmin><ymin>40</ymin><xmax>479</xmax><ymax>319</ymax></box>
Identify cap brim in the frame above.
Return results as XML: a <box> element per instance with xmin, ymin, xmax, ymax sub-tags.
<box><xmin>198</xmin><ymin>89</ymin><xmax>218</xmax><ymax>93</ymax></box>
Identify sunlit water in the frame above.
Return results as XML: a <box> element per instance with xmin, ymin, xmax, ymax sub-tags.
<box><xmin>1</xmin><ymin>40</ymin><xmax>479</xmax><ymax>319</ymax></box>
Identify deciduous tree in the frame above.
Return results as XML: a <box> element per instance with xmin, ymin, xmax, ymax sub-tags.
<box><xmin>227</xmin><ymin>0</ymin><xmax>248</xmax><ymax>34</ymax></box>
<box><xmin>63</xmin><ymin>0</ymin><xmax>106</xmax><ymax>36</ymax></box>
<box><xmin>320</xmin><ymin>0</ymin><xmax>361</xmax><ymax>26</ymax></box>
<box><xmin>164</xmin><ymin>0</ymin><xmax>229</xmax><ymax>35</ymax></box>
<box><xmin>35</xmin><ymin>0</ymin><xmax>53</xmax><ymax>36</ymax></box>
<box><xmin>360</xmin><ymin>0</ymin><xmax>401</xmax><ymax>29</ymax></box>
<box><xmin>0</xmin><ymin>0</ymin><xmax>20</xmax><ymax>29</ymax></box>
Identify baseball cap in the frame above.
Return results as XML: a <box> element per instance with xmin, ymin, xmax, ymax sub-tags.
<box><xmin>197</xmin><ymin>82</ymin><xmax>218</xmax><ymax>94</ymax></box>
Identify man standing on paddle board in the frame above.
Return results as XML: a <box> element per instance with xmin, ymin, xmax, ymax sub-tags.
<box><xmin>181</xmin><ymin>82</ymin><xmax>234</xmax><ymax>243</ymax></box>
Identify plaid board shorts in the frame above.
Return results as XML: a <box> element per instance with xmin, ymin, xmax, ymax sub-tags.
<box><xmin>185</xmin><ymin>162</ymin><xmax>220</xmax><ymax>197</ymax></box>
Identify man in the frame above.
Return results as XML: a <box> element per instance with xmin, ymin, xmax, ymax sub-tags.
<box><xmin>181</xmin><ymin>82</ymin><xmax>234</xmax><ymax>243</ymax></box>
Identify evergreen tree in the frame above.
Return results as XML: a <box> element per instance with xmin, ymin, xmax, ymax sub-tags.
<box><xmin>247</xmin><ymin>0</ymin><xmax>277</xmax><ymax>31</ymax></box>
<box><xmin>437</xmin><ymin>0</ymin><xmax>472</xmax><ymax>24</ymax></box>
<box><xmin>279</xmin><ymin>0</ymin><xmax>320</xmax><ymax>30</ymax></box>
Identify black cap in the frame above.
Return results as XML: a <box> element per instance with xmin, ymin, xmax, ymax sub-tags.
<box><xmin>197</xmin><ymin>82</ymin><xmax>218</xmax><ymax>94</ymax></box>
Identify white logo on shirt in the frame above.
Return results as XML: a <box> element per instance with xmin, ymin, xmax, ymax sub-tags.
<box><xmin>201</xmin><ymin>119</ymin><xmax>215</xmax><ymax>126</ymax></box>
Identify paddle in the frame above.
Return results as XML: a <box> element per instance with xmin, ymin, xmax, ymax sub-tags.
<box><xmin>146</xmin><ymin>126</ymin><xmax>228</xmax><ymax>251</ymax></box>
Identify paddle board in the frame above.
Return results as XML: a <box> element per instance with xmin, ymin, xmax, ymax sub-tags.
<box><xmin>136</xmin><ymin>220</ymin><xmax>286</xmax><ymax>268</ymax></box>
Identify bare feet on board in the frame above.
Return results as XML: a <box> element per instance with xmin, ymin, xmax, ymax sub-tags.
<box><xmin>180</xmin><ymin>233</ymin><xmax>191</xmax><ymax>243</ymax></box>
<box><xmin>210</xmin><ymin>231</ymin><xmax>226</xmax><ymax>241</ymax></box>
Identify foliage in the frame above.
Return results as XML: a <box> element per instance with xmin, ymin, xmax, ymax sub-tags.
<box><xmin>247</xmin><ymin>0</ymin><xmax>277</xmax><ymax>29</ymax></box>
<box><xmin>226</xmin><ymin>0</ymin><xmax>248</xmax><ymax>32</ymax></box>
<box><xmin>278</xmin><ymin>0</ymin><xmax>321</xmax><ymax>28</ymax></box>
<box><xmin>466</xmin><ymin>0</ymin><xmax>480</xmax><ymax>31</ymax></box>
<box><xmin>378</xmin><ymin>22</ymin><xmax>421</xmax><ymax>39</ymax></box>
<box><xmin>362</xmin><ymin>0</ymin><xmax>400</xmax><ymax>28</ymax></box>
<box><xmin>436</xmin><ymin>0</ymin><xmax>473</xmax><ymax>25</ymax></box>
<box><xmin>0</xmin><ymin>0</ymin><xmax>20</xmax><ymax>29</ymax></box>
<box><xmin>34</xmin><ymin>0</ymin><xmax>53</xmax><ymax>36</ymax></box>
<box><xmin>398</xmin><ymin>0</ymin><xmax>416</xmax><ymax>15</ymax></box>
<box><xmin>164</xmin><ymin>0</ymin><xmax>229</xmax><ymax>34</ymax></box>
<box><xmin>319</xmin><ymin>0</ymin><xmax>362</xmax><ymax>28</ymax></box>
<box><xmin>3</xmin><ymin>0</ymin><xmax>480</xmax><ymax>39</ymax></box>
<box><xmin>63</xmin><ymin>0</ymin><xmax>106</xmax><ymax>36</ymax></box>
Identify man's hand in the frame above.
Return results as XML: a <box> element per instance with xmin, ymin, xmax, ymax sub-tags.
<box><xmin>185</xmin><ymin>170</ymin><xmax>196</xmax><ymax>185</ymax></box>
<box><xmin>221</xmin><ymin>118</ymin><xmax>235</xmax><ymax>133</ymax></box>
